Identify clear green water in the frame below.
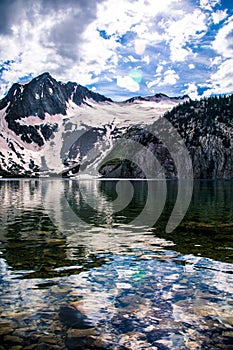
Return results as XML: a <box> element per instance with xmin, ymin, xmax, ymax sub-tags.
<box><xmin>0</xmin><ymin>179</ymin><xmax>232</xmax><ymax>349</ymax></box>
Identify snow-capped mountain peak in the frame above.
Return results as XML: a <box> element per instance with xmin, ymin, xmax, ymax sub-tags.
<box><xmin>1</xmin><ymin>72</ymin><xmax>112</xmax><ymax>121</ymax></box>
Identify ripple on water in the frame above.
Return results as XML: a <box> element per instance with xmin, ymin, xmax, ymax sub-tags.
<box><xmin>0</xmin><ymin>179</ymin><xmax>233</xmax><ymax>349</ymax></box>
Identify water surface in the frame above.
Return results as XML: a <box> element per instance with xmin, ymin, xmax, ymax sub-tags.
<box><xmin>0</xmin><ymin>179</ymin><xmax>232</xmax><ymax>349</ymax></box>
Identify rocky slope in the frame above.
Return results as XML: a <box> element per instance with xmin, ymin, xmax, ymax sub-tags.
<box><xmin>100</xmin><ymin>95</ymin><xmax>233</xmax><ymax>179</ymax></box>
<box><xmin>166</xmin><ymin>96</ymin><xmax>232</xmax><ymax>178</ymax></box>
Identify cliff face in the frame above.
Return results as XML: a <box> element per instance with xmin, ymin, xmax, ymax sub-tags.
<box><xmin>167</xmin><ymin>96</ymin><xmax>233</xmax><ymax>179</ymax></box>
<box><xmin>99</xmin><ymin>95</ymin><xmax>233</xmax><ymax>179</ymax></box>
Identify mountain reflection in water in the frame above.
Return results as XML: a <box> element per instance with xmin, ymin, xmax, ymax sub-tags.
<box><xmin>0</xmin><ymin>179</ymin><xmax>232</xmax><ymax>349</ymax></box>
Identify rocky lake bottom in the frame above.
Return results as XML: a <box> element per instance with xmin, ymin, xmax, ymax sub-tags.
<box><xmin>0</xmin><ymin>179</ymin><xmax>232</xmax><ymax>349</ymax></box>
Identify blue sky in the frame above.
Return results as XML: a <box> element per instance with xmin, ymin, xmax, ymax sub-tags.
<box><xmin>0</xmin><ymin>0</ymin><xmax>232</xmax><ymax>100</ymax></box>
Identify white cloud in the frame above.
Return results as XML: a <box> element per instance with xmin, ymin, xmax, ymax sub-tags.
<box><xmin>147</xmin><ymin>77</ymin><xmax>160</xmax><ymax>89</ymax></box>
<box><xmin>170</xmin><ymin>47</ymin><xmax>191</xmax><ymax>62</ymax></box>
<box><xmin>162</xmin><ymin>9</ymin><xmax>207</xmax><ymax>62</ymax></box>
<box><xmin>147</xmin><ymin>65</ymin><xmax>164</xmax><ymax>89</ymax></box>
<box><xmin>212</xmin><ymin>10</ymin><xmax>228</xmax><ymax>24</ymax></box>
<box><xmin>188</xmin><ymin>64</ymin><xmax>195</xmax><ymax>69</ymax></box>
<box><xmin>134</xmin><ymin>39</ymin><xmax>147</xmax><ymax>55</ymax></box>
<box><xmin>96</xmin><ymin>0</ymin><xmax>181</xmax><ymax>38</ymax></box>
<box><xmin>210</xmin><ymin>56</ymin><xmax>222</xmax><ymax>66</ymax></box>
<box><xmin>125</xmin><ymin>55</ymin><xmax>139</xmax><ymax>63</ymax></box>
<box><xmin>212</xmin><ymin>18</ymin><xmax>233</xmax><ymax>58</ymax></box>
<box><xmin>0</xmin><ymin>13</ymin><xmax>62</xmax><ymax>91</ymax></box>
<box><xmin>77</xmin><ymin>22</ymin><xmax>119</xmax><ymax>78</ymax></box>
<box><xmin>183</xmin><ymin>83</ymin><xmax>199</xmax><ymax>99</ymax></box>
<box><xmin>95</xmin><ymin>0</ymin><xmax>185</xmax><ymax>57</ymax></box>
<box><xmin>142</xmin><ymin>55</ymin><xmax>150</xmax><ymax>64</ymax></box>
<box><xmin>160</xmin><ymin>69</ymin><xmax>179</xmax><ymax>86</ymax></box>
<box><xmin>0</xmin><ymin>0</ymin><xmax>121</xmax><ymax>93</ymax></box>
<box><xmin>0</xmin><ymin>0</ymin><xmax>232</xmax><ymax>100</ymax></box>
<box><xmin>199</xmin><ymin>0</ymin><xmax>221</xmax><ymax>11</ymax></box>
<box><xmin>0</xmin><ymin>0</ymin><xmax>184</xmax><ymax>92</ymax></box>
<box><xmin>147</xmin><ymin>68</ymin><xmax>179</xmax><ymax>88</ymax></box>
<box><xmin>96</xmin><ymin>0</ymin><xmax>135</xmax><ymax>37</ymax></box>
<box><xmin>0</xmin><ymin>4</ymin><xmax>121</xmax><ymax>91</ymax></box>
<box><xmin>205</xmin><ymin>18</ymin><xmax>233</xmax><ymax>96</ymax></box>
<box><xmin>156</xmin><ymin>65</ymin><xmax>164</xmax><ymax>74</ymax></box>
<box><xmin>203</xmin><ymin>58</ymin><xmax>233</xmax><ymax>96</ymax></box>
<box><xmin>116</xmin><ymin>75</ymin><xmax>140</xmax><ymax>92</ymax></box>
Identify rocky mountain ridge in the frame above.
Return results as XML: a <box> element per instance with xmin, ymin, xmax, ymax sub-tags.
<box><xmin>124</xmin><ymin>93</ymin><xmax>189</xmax><ymax>104</ymax></box>
<box><xmin>0</xmin><ymin>72</ymin><xmax>112</xmax><ymax>147</ymax></box>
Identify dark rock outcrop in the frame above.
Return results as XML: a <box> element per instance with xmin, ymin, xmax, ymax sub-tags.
<box><xmin>3</xmin><ymin>72</ymin><xmax>112</xmax><ymax>120</ymax></box>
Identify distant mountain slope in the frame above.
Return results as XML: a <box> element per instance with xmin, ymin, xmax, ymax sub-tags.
<box><xmin>124</xmin><ymin>93</ymin><xmax>189</xmax><ymax>104</ymax></box>
<box><xmin>99</xmin><ymin>95</ymin><xmax>233</xmax><ymax>179</ymax></box>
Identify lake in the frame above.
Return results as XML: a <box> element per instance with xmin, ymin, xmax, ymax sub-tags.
<box><xmin>0</xmin><ymin>179</ymin><xmax>232</xmax><ymax>349</ymax></box>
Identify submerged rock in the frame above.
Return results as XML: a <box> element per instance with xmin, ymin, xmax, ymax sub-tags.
<box><xmin>0</xmin><ymin>327</ymin><xmax>14</xmax><ymax>336</ymax></box>
<box><xmin>59</xmin><ymin>304</ymin><xmax>93</xmax><ymax>329</ymax></box>
<box><xmin>67</xmin><ymin>328</ymin><xmax>96</xmax><ymax>338</ymax></box>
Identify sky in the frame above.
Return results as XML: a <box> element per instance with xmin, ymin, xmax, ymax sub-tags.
<box><xmin>0</xmin><ymin>0</ymin><xmax>232</xmax><ymax>101</ymax></box>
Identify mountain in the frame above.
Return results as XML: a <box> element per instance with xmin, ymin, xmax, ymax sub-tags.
<box><xmin>0</xmin><ymin>73</ymin><xmax>182</xmax><ymax>177</ymax></box>
<box><xmin>0</xmin><ymin>73</ymin><xmax>232</xmax><ymax>179</ymax></box>
<box><xmin>0</xmin><ymin>72</ymin><xmax>112</xmax><ymax>146</ymax></box>
<box><xmin>100</xmin><ymin>95</ymin><xmax>233</xmax><ymax>179</ymax></box>
<box><xmin>124</xmin><ymin>93</ymin><xmax>189</xmax><ymax>104</ymax></box>
<box><xmin>165</xmin><ymin>96</ymin><xmax>233</xmax><ymax>178</ymax></box>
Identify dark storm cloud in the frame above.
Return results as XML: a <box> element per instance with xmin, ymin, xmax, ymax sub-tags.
<box><xmin>0</xmin><ymin>0</ymin><xmax>44</xmax><ymax>34</ymax></box>
<box><xmin>0</xmin><ymin>0</ymin><xmax>103</xmax><ymax>59</ymax></box>
<box><xmin>0</xmin><ymin>0</ymin><xmax>20</xmax><ymax>34</ymax></box>
<box><xmin>47</xmin><ymin>0</ymin><xmax>102</xmax><ymax>60</ymax></box>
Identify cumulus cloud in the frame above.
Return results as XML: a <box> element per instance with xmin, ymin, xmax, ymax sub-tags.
<box><xmin>212</xmin><ymin>18</ymin><xmax>233</xmax><ymax>57</ymax></box>
<box><xmin>212</xmin><ymin>10</ymin><xmax>228</xmax><ymax>24</ymax></box>
<box><xmin>199</xmin><ymin>0</ymin><xmax>221</xmax><ymax>11</ymax></box>
<box><xmin>183</xmin><ymin>83</ymin><xmax>199</xmax><ymax>99</ymax></box>
<box><xmin>0</xmin><ymin>0</ymin><xmax>106</xmax><ymax>94</ymax></box>
<box><xmin>200</xmin><ymin>17</ymin><xmax>233</xmax><ymax>96</ymax></box>
<box><xmin>147</xmin><ymin>68</ymin><xmax>179</xmax><ymax>89</ymax></box>
<box><xmin>203</xmin><ymin>58</ymin><xmax>233</xmax><ymax>96</ymax></box>
<box><xmin>188</xmin><ymin>64</ymin><xmax>195</xmax><ymax>69</ymax></box>
<box><xmin>162</xmin><ymin>9</ymin><xmax>207</xmax><ymax>62</ymax></box>
<box><xmin>0</xmin><ymin>0</ymin><xmax>232</xmax><ymax>99</ymax></box>
<box><xmin>161</xmin><ymin>69</ymin><xmax>179</xmax><ymax>85</ymax></box>
<box><xmin>116</xmin><ymin>75</ymin><xmax>140</xmax><ymax>92</ymax></box>
<box><xmin>134</xmin><ymin>39</ymin><xmax>147</xmax><ymax>55</ymax></box>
